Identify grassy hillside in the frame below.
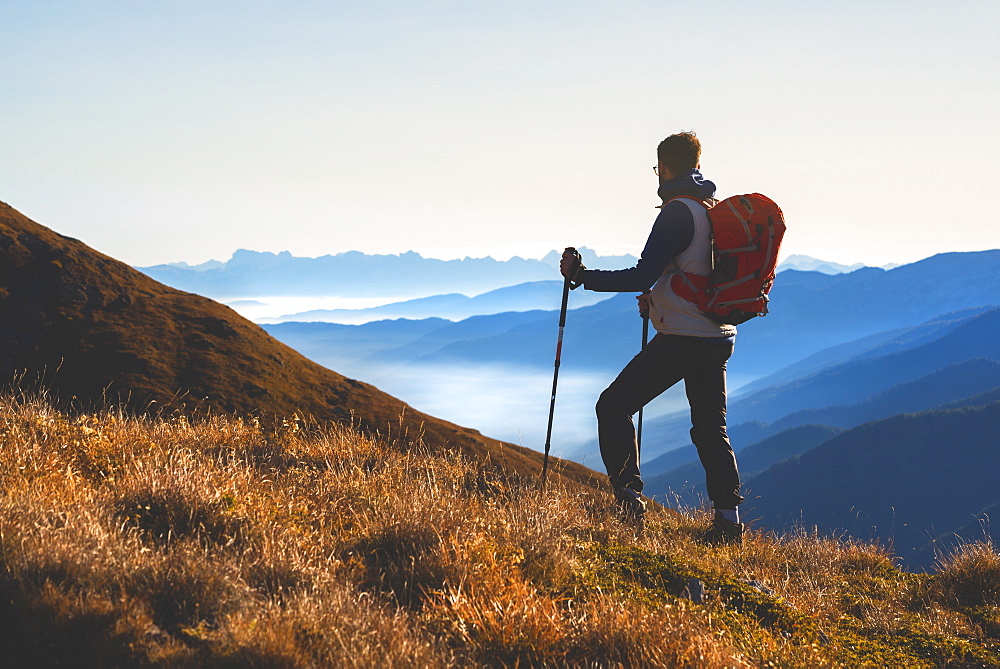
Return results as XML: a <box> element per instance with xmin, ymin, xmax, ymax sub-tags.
<box><xmin>0</xmin><ymin>200</ymin><xmax>596</xmax><ymax>490</ymax></box>
<box><xmin>1</xmin><ymin>394</ymin><xmax>997</xmax><ymax>667</ymax></box>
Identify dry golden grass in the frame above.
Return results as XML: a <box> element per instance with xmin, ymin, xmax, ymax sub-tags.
<box><xmin>0</xmin><ymin>393</ymin><xmax>997</xmax><ymax>667</ymax></box>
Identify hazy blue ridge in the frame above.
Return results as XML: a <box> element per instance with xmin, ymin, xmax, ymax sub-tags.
<box><xmin>936</xmin><ymin>386</ymin><xmax>1000</xmax><ymax>411</ymax></box>
<box><xmin>736</xmin><ymin>305</ymin><xmax>997</xmax><ymax>396</ymax></box>
<box><xmin>264</xmin><ymin>318</ymin><xmax>452</xmax><ymax>364</ymax></box>
<box><xmin>259</xmin><ymin>281</ymin><xmax>613</xmax><ymax>324</ymax></box>
<box><xmin>265</xmin><ymin>293</ymin><xmax>642</xmax><ymax>374</ymax></box>
<box><xmin>708</xmin><ymin>355</ymin><xmax>1000</xmax><ymax>458</ymax></box>
<box><xmin>264</xmin><ymin>310</ymin><xmax>555</xmax><ymax>374</ymax></box>
<box><xmin>640</xmin><ymin>350</ymin><xmax>1000</xmax><ymax>502</ymax></box>
<box><xmin>643</xmin><ymin>424</ymin><xmax>843</xmax><ymax>505</ymax></box>
<box><xmin>731</xmin><ymin>250</ymin><xmax>1000</xmax><ymax>378</ymax></box>
<box><xmin>356</xmin><ymin>309</ymin><xmax>561</xmax><ymax>368</ymax></box>
<box><xmin>777</xmin><ymin>254</ymin><xmax>871</xmax><ymax>274</ymax></box>
<box><xmin>733</xmin><ymin>425</ymin><xmax>845</xmax><ymax>478</ymax></box>
<box><xmin>733</xmin><ymin>307</ymin><xmax>1000</xmax><ymax>425</ymax></box>
<box><xmin>759</xmin><ymin>358</ymin><xmax>1000</xmax><ymax>436</ymax></box>
<box><xmin>398</xmin><ymin>294</ymin><xmax>642</xmax><ymax>370</ymax></box>
<box><xmin>742</xmin><ymin>400</ymin><xmax>1000</xmax><ymax>569</ymax></box>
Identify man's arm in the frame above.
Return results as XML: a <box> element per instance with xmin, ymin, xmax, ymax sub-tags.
<box><xmin>579</xmin><ymin>200</ymin><xmax>696</xmax><ymax>292</ymax></box>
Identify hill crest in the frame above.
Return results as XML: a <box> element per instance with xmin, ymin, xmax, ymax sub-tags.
<box><xmin>0</xmin><ymin>200</ymin><xmax>597</xmax><ymax>487</ymax></box>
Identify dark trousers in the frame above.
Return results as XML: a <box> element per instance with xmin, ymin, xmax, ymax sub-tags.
<box><xmin>595</xmin><ymin>333</ymin><xmax>744</xmax><ymax>509</ymax></box>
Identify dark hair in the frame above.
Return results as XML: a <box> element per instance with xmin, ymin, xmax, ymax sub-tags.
<box><xmin>657</xmin><ymin>132</ymin><xmax>701</xmax><ymax>176</ymax></box>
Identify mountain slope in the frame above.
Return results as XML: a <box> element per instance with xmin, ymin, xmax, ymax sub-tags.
<box><xmin>744</xmin><ymin>401</ymin><xmax>1000</xmax><ymax>568</ymax></box>
<box><xmin>709</xmin><ymin>253</ymin><xmax>1000</xmax><ymax>380</ymax></box>
<box><xmin>644</xmin><ymin>424</ymin><xmax>843</xmax><ymax>504</ymax></box>
<box><xmin>736</xmin><ymin>307</ymin><xmax>1000</xmax><ymax>425</ymax></box>
<box><xmin>0</xmin><ymin>200</ymin><xmax>598</xmax><ymax>486</ymax></box>
<box><xmin>737</xmin><ymin>305</ymin><xmax>996</xmax><ymax>396</ymax></box>
<box><xmin>761</xmin><ymin>358</ymin><xmax>1000</xmax><ymax>436</ymax></box>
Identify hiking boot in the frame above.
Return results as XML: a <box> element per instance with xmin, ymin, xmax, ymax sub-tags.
<box><xmin>612</xmin><ymin>486</ymin><xmax>647</xmax><ymax>529</ymax></box>
<box><xmin>702</xmin><ymin>510</ymin><xmax>744</xmax><ymax>545</ymax></box>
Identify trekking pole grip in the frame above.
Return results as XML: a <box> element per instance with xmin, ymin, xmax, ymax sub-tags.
<box><xmin>564</xmin><ymin>247</ymin><xmax>584</xmax><ymax>290</ymax></box>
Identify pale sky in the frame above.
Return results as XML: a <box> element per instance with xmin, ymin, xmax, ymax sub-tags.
<box><xmin>3</xmin><ymin>0</ymin><xmax>998</xmax><ymax>268</ymax></box>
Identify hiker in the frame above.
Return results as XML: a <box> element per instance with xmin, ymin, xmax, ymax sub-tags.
<box><xmin>560</xmin><ymin>131</ymin><xmax>744</xmax><ymax>543</ymax></box>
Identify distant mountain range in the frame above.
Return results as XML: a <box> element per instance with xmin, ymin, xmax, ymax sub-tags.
<box><xmin>257</xmin><ymin>280</ymin><xmax>613</xmax><ymax>325</ymax></box>
<box><xmin>138</xmin><ymin>247</ymin><xmax>638</xmax><ymax>300</ymax></box>
<box><xmin>139</xmin><ymin>251</ymin><xmax>868</xmax><ymax>317</ymax></box>
<box><xmin>776</xmin><ymin>254</ymin><xmax>894</xmax><ymax>274</ymax></box>
<box><xmin>333</xmin><ymin>252</ymin><xmax>1000</xmax><ymax>382</ymax></box>
<box><xmin>261</xmin><ymin>251</ymin><xmax>1000</xmax><ymax>457</ymax></box>
<box><xmin>0</xmin><ymin>200</ymin><xmax>599</xmax><ymax>489</ymax></box>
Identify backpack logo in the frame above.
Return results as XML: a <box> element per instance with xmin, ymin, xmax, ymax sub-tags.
<box><xmin>670</xmin><ymin>193</ymin><xmax>786</xmax><ymax>325</ymax></box>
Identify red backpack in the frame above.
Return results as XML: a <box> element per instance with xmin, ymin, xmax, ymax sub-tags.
<box><xmin>669</xmin><ymin>193</ymin><xmax>786</xmax><ymax>325</ymax></box>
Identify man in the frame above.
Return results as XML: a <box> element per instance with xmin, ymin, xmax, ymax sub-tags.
<box><xmin>560</xmin><ymin>131</ymin><xmax>744</xmax><ymax>543</ymax></box>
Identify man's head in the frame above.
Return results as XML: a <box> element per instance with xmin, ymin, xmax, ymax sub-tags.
<box><xmin>656</xmin><ymin>132</ymin><xmax>701</xmax><ymax>181</ymax></box>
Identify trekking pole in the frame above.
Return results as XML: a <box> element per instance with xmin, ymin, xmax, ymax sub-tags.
<box><xmin>636</xmin><ymin>310</ymin><xmax>650</xmax><ymax>456</ymax></box>
<box><xmin>541</xmin><ymin>247</ymin><xmax>579</xmax><ymax>491</ymax></box>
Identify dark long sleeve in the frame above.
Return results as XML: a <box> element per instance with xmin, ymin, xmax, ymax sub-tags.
<box><xmin>581</xmin><ymin>199</ymin><xmax>696</xmax><ymax>292</ymax></box>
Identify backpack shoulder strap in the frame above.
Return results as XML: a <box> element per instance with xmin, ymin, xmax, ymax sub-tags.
<box><xmin>656</xmin><ymin>195</ymin><xmax>711</xmax><ymax>210</ymax></box>
<box><xmin>666</xmin><ymin>195</ymin><xmax>709</xmax><ymax>208</ymax></box>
